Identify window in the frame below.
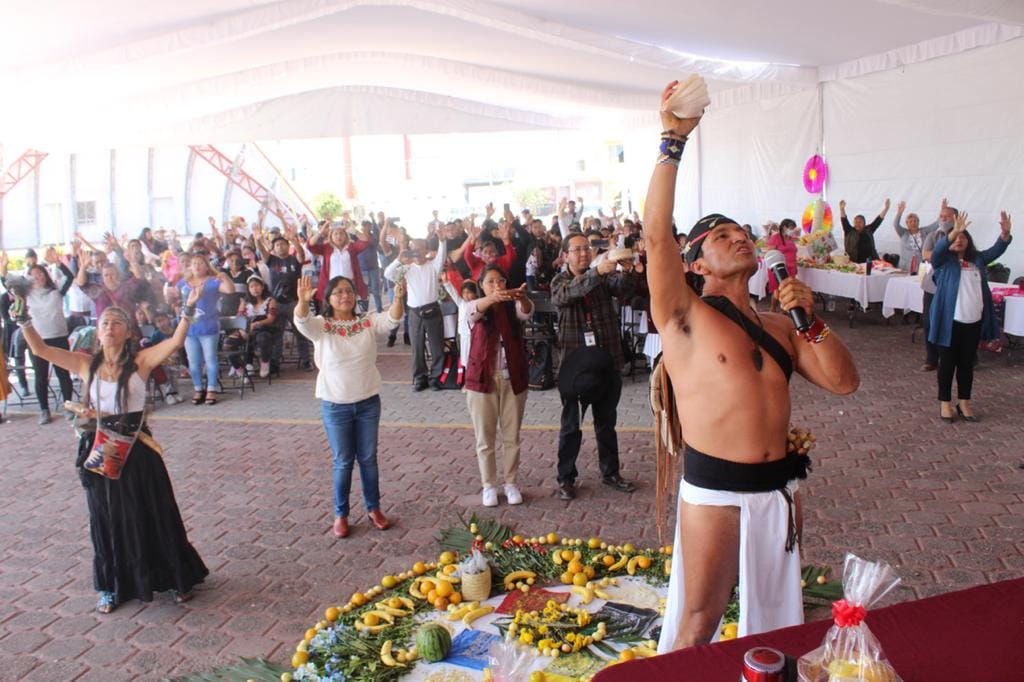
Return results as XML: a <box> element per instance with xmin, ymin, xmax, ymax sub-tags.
<box><xmin>608</xmin><ymin>144</ymin><xmax>625</xmax><ymax>164</ymax></box>
<box><xmin>576</xmin><ymin>159</ymin><xmax>586</xmax><ymax>172</ymax></box>
<box><xmin>76</xmin><ymin>201</ymin><xmax>96</xmax><ymax>224</ymax></box>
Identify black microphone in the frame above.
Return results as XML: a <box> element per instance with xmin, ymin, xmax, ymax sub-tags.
<box><xmin>763</xmin><ymin>249</ymin><xmax>810</xmax><ymax>332</ymax></box>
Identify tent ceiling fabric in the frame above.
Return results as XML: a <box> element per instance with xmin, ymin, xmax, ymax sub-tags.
<box><xmin>0</xmin><ymin>0</ymin><xmax>1021</xmax><ymax>146</ymax></box>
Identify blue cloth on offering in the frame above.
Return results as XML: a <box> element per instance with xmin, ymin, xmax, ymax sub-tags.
<box><xmin>446</xmin><ymin>630</ymin><xmax>500</xmax><ymax>670</ymax></box>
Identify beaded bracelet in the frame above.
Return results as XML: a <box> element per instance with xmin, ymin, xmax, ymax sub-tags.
<box><xmin>799</xmin><ymin>315</ymin><xmax>831</xmax><ymax>344</ymax></box>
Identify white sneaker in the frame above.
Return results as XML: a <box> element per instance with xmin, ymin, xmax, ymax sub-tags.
<box><xmin>164</xmin><ymin>393</ymin><xmax>182</xmax><ymax>406</ymax></box>
<box><xmin>259</xmin><ymin>361</ymin><xmax>270</xmax><ymax>378</ymax></box>
<box><xmin>482</xmin><ymin>487</ymin><xmax>499</xmax><ymax>507</ymax></box>
<box><xmin>504</xmin><ymin>484</ymin><xmax>523</xmax><ymax>505</ymax></box>
<box><xmin>245</xmin><ymin>363</ymin><xmax>255</xmax><ymax>372</ymax></box>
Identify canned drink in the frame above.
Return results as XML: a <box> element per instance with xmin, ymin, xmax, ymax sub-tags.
<box><xmin>741</xmin><ymin>646</ymin><xmax>785</xmax><ymax>682</ymax></box>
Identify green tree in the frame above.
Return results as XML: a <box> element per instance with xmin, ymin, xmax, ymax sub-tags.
<box><xmin>313</xmin><ymin>191</ymin><xmax>344</xmax><ymax>221</ymax></box>
<box><xmin>513</xmin><ymin>187</ymin><xmax>551</xmax><ymax>216</ymax></box>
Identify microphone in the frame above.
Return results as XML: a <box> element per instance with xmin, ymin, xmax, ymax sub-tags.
<box><xmin>763</xmin><ymin>249</ymin><xmax>810</xmax><ymax>332</ymax></box>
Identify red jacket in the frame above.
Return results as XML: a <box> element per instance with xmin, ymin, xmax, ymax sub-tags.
<box><xmin>307</xmin><ymin>240</ymin><xmax>372</xmax><ymax>301</ymax></box>
<box><xmin>463</xmin><ymin>241</ymin><xmax>516</xmax><ymax>281</ymax></box>
<box><xmin>464</xmin><ymin>302</ymin><xmax>528</xmax><ymax>395</ymax></box>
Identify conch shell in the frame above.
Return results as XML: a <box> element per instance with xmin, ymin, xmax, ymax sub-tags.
<box><xmin>664</xmin><ymin>75</ymin><xmax>710</xmax><ymax>119</ymax></box>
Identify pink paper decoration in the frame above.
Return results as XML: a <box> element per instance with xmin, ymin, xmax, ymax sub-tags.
<box><xmin>803</xmin><ymin>155</ymin><xmax>828</xmax><ymax>193</ymax></box>
<box><xmin>802</xmin><ymin>201</ymin><xmax>833</xmax><ymax>233</ymax></box>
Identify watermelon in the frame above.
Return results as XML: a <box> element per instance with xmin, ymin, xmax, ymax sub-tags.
<box><xmin>415</xmin><ymin>623</ymin><xmax>452</xmax><ymax>662</ymax></box>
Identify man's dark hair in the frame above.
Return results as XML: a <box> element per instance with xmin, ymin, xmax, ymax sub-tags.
<box><xmin>271</xmin><ymin>236</ymin><xmax>288</xmax><ymax>246</ymax></box>
<box><xmin>561</xmin><ymin>232</ymin><xmax>589</xmax><ymax>253</ymax></box>
<box><xmin>854</xmin><ymin>214</ymin><xmax>865</xmax><ymax>222</ymax></box>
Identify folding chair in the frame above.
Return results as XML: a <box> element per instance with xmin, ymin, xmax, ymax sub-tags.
<box><xmin>216</xmin><ymin>316</ymin><xmax>255</xmax><ymax>399</ymax></box>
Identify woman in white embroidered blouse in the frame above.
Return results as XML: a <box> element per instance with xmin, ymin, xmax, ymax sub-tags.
<box><xmin>293</xmin><ymin>274</ymin><xmax>404</xmax><ymax>539</ymax></box>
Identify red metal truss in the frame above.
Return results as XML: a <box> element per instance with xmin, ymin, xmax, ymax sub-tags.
<box><xmin>190</xmin><ymin>144</ymin><xmax>299</xmax><ymax>225</ymax></box>
<box><xmin>0</xmin><ymin>149</ymin><xmax>48</xmax><ymax>199</ymax></box>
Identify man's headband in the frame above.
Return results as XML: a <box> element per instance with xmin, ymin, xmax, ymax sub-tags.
<box><xmin>684</xmin><ymin>213</ymin><xmax>739</xmax><ymax>264</ymax></box>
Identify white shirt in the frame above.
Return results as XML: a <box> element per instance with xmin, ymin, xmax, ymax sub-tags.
<box><xmin>330</xmin><ymin>246</ymin><xmax>354</xmax><ymax>281</ymax></box>
<box><xmin>383</xmin><ymin>240</ymin><xmax>446</xmax><ymax>308</ymax></box>
<box><xmin>953</xmin><ymin>263</ymin><xmax>984</xmax><ymax>324</ymax></box>
<box><xmin>89</xmin><ymin>373</ymin><xmax>147</xmax><ymax>414</ymax></box>
<box><xmin>27</xmin><ymin>287</ymin><xmax>69</xmax><ymax>338</ymax></box>
<box><xmin>443</xmin><ymin>282</ymin><xmax>473</xmax><ymax>367</ymax></box>
<box><xmin>293</xmin><ymin>311</ymin><xmax>401</xmax><ymax>404</ymax></box>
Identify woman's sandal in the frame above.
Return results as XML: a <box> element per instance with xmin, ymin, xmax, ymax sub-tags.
<box><xmin>172</xmin><ymin>589</ymin><xmax>193</xmax><ymax>604</ymax></box>
<box><xmin>191</xmin><ymin>391</ymin><xmax>205</xmax><ymax>405</ymax></box>
<box><xmin>96</xmin><ymin>591</ymin><xmax>117</xmax><ymax>614</ymax></box>
<box><xmin>205</xmin><ymin>396</ymin><xmax>217</xmax><ymax>406</ymax></box>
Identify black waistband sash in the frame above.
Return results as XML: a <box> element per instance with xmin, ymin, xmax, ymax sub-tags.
<box><xmin>683</xmin><ymin>445</ymin><xmax>810</xmax><ymax>553</ymax></box>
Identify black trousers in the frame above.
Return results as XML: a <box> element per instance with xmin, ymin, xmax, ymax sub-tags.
<box><xmin>29</xmin><ymin>336</ymin><xmax>74</xmax><ymax>411</ymax></box>
<box><xmin>936</xmin><ymin>320</ymin><xmax>982</xmax><ymax>402</ymax></box>
<box><xmin>557</xmin><ymin>372</ymin><xmax>622</xmax><ymax>484</ymax></box>
<box><xmin>922</xmin><ymin>292</ymin><xmax>939</xmax><ymax>365</ymax></box>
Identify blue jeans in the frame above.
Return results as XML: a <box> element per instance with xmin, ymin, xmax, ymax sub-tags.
<box><xmin>184</xmin><ymin>333</ymin><xmax>219</xmax><ymax>391</ymax></box>
<box><xmin>365</xmin><ymin>268</ymin><xmax>383</xmax><ymax>313</ymax></box>
<box><xmin>321</xmin><ymin>395</ymin><xmax>382</xmax><ymax>517</ymax></box>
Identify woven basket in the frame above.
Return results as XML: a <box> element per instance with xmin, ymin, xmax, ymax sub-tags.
<box><xmin>460</xmin><ymin>567</ymin><xmax>492</xmax><ymax>602</ymax></box>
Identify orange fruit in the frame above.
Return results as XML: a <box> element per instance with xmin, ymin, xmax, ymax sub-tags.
<box><xmin>546</xmin><ymin>532</ymin><xmax>559</xmax><ymax>544</ymax></box>
<box><xmin>427</xmin><ymin>589</ymin><xmax>439</xmax><ymax>603</ymax></box>
<box><xmin>637</xmin><ymin>556</ymin><xmax>652</xmax><ymax>569</ymax></box>
<box><xmin>449</xmin><ymin>592</ymin><xmax>463</xmax><ymax>605</ymax></box>
<box><xmin>363</xmin><ymin>613</ymin><xmax>381</xmax><ymax>627</ymax></box>
<box><xmin>304</xmin><ymin>628</ymin><xmax>317</xmax><ymax>642</ymax></box>
<box><xmin>324</xmin><ymin>607</ymin><xmax>340</xmax><ymax>622</ymax></box>
<box><xmin>512</xmin><ymin>535</ymin><xmax>524</xmax><ymax>544</ymax></box>
<box><xmin>602</xmin><ymin>555</ymin><xmax>615</xmax><ymax>567</ymax></box>
<box><xmin>291</xmin><ymin>651</ymin><xmax>309</xmax><ymax>668</ymax></box>
<box><xmin>587</xmin><ymin>537</ymin><xmax>601</xmax><ymax>549</ymax></box>
<box><xmin>560</xmin><ymin>572</ymin><xmax>573</xmax><ymax>585</ymax></box>
<box><xmin>413</xmin><ymin>561</ymin><xmax>427</xmax><ymax>575</ymax></box>
<box><xmin>420</xmin><ymin>579</ymin><xmax>436</xmax><ymax>594</ymax></box>
<box><xmin>619</xmin><ymin>649</ymin><xmax>636</xmax><ymax>662</ymax></box>
<box><xmin>442</xmin><ymin>564</ymin><xmax>458</xmax><ymax>575</ymax></box>
<box><xmin>560</xmin><ymin>549</ymin><xmax>574</xmax><ymax>562</ymax></box>
<box><xmin>623</xmin><ymin>543</ymin><xmax>636</xmax><ymax>554</ymax></box>
<box><xmin>381</xmin><ymin>575</ymin><xmax>398</xmax><ymax>589</ymax></box>
<box><xmin>433</xmin><ymin>596</ymin><xmax>449</xmax><ymax>610</ymax></box>
<box><xmin>350</xmin><ymin>592</ymin><xmax>367</xmax><ymax>607</ymax></box>
<box><xmin>435</xmin><ymin>581</ymin><xmax>454</xmax><ymax>598</ymax></box>
<box><xmin>572</xmin><ymin>573</ymin><xmax>588</xmax><ymax>587</ymax></box>
<box><xmin>439</xmin><ymin>551</ymin><xmax>456</xmax><ymax>565</ymax></box>
<box><xmin>388</xmin><ymin>597</ymin><xmax>404</xmax><ymax>609</ymax></box>
<box><xmin>567</xmin><ymin>559</ymin><xmax>584</xmax><ymax>574</ymax></box>
<box><xmin>583</xmin><ymin>566</ymin><xmax>596</xmax><ymax>579</ymax></box>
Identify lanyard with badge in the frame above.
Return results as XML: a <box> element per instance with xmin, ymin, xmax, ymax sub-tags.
<box><xmin>582</xmin><ymin>294</ymin><xmax>597</xmax><ymax>347</ymax></box>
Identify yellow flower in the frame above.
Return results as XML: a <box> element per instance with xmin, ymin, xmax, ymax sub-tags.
<box><xmin>519</xmin><ymin>631</ymin><xmax>535</xmax><ymax>645</ymax></box>
<box><xmin>566</xmin><ymin>633</ymin><xmax>576</xmax><ymax>643</ymax></box>
<box><xmin>538</xmin><ymin>625</ymin><xmax>549</xmax><ymax>635</ymax></box>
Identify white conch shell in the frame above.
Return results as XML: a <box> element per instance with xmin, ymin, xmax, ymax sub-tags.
<box><xmin>664</xmin><ymin>74</ymin><xmax>710</xmax><ymax>119</ymax></box>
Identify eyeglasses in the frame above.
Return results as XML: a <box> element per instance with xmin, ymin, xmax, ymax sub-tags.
<box><xmin>483</xmin><ymin>277</ymin><xmax>507</xmax><ymax>285</ymax></box>
<box><xmin>568</xmin><ymin>246</ymin><xmax>592</xmax><ymax>254</ymax></box>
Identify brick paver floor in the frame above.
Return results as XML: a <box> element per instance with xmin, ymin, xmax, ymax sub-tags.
<box><xmin>1</xmin><ymin>309</ymin><xmax>1022</xmax><ymax>679</ymax></box>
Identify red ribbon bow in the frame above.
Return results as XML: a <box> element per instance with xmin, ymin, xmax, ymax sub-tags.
<box><xmin>832</xmin><ymin>599</ymin><xmax>867</xmax><ymax>627</ymax></box>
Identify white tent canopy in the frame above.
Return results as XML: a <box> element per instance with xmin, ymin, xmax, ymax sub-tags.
<box><xmin>1</xmin><ymin>0</ymin><xmax>1022</xmax><ymax>144</ymax></box>
<box><xmin>2</xmin><ymin>0</ymin><xmax>1022</xmax><ymax>272</ymax></box>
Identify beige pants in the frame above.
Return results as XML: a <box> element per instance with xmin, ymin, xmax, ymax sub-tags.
<box><xmin>465</xmin><ymin>371</ymin><xmax>528</xmax><ymax>488</ymax></box>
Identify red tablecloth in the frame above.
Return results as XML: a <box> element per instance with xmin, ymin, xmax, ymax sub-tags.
<box><xmin>594</xmin><ymin>578</ymin><xmax>1024</xmax><ymax>682</ymax></box>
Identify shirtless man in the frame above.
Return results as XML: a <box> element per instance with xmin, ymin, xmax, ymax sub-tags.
<box><xmin>645</xmin><ymin>81</ymin><xmax>860</xmax><ymax>651</ymax></box>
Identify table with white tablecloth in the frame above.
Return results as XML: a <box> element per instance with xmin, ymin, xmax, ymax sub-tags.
<box><xmin>882</xmin><ymin>275</ymin><xmax>924</xmax><ymax>318</ymax></box>
<box><xmin>1004</xmin><ymin>296</ymin><xmax>1024</xmax><ymax>337</ymax></box>
<box><xmin>796</xmin><ymin>267</ymin><xmax>898</xmax><ymax>310</ymax></box>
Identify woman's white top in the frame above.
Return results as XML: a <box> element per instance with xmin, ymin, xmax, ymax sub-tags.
<box><xmin>443</xmin><ymin>282</ymin><xmax>472</xmax><ymax>368</ymax></box>
<box><xmin>293</xmin><ymin>311</ymin><xmax>400</xmax><ymax>404</ymax></box>
<box><xmin>27</xmin><ymin>287</ymin><xmax>69</xmax><ymax>338</ymax></box>
<box><xmin>953</xmin><ymin>262</ymin><xmax>983</xmax><ymax>324</ymax></box>
<box><xmin>90</xmin><ymin>372</ymin><xmax>148</xmax><ymax>414</ymax></box>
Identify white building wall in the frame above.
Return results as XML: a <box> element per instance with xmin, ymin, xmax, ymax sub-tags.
<box><xmin>114</xmin><ymin>147</ymin><xmax>150</xmax><ymax>240</ymax></box>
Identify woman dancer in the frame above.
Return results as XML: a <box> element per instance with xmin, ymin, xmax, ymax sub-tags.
<box><xmin>16</xmin><ymin>295</ymin><xmax>208</xmax><ymax>613</ymax></box>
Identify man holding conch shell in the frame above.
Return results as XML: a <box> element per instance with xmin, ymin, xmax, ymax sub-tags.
<box><xmin>644</xmin><ymin>76</ymin><xmax>860</xmax><ymax>651</ymax></box>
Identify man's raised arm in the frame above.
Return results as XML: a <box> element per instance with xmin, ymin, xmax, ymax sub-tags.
<box><xmin>645</xmin><ymin>80</ymin><xmax>703</xmax><ymax>332</ymax></box>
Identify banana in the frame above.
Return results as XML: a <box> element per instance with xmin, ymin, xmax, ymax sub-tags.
<box><xmin>447</xmin><ymin>601</ymin><xmax>479</xmax><ymax>621</ymax></box>
<box><xmin>433</xmin><ymin>572</ymin><xmax>460</xmax><ymax>584</ymax></box>
<box><xmin>397</xmin><ymin>597</ymin><xmax>415</xmax><ymax>610</ymax></box>
<box><xmin>355</xmin><ymin>621</ymin><xmax>390</xmax><ymax>634</ymax></box>
<box><xmin>591</xmin><ymin>554</ymin><xmax>605</xmax><ymax>565</ymax></box>
<box><xmin>363</xmin><ymin>610</ymin><xmax>395</xmax><ymax>623</ymax></box>
<box><xmin>571</xmin><ymin>585</ymin><xmax>595</xmax><ymax>605</ymax></box>
<box><xmin>572</xmin><ymin>550</ymin><xmax>582</xmax><ymax>562</ymax></box>
<box><xmin>375</xmin><ymin>603</ymin><xmax>410</xmax><ymax>617</ymax></box>
<box><xmin>462</xmin><ymin>605</ymin><xmax>495</xmax><ymax>626</ymax></box>
<box><xmin>593</xmin><ymin>588</ymin><xmax>612</xmax><ymax>600</ymax></box>
<box><xmin>665</xmin><ymin>559</ymin><xmax>672</xmax><ymax>576</ymax></box>
<box><xmin>502</xmin><ymin>570</ymin><xmax>536</xmax><ymax>589</ymax></box>
<box><xmin>608</xmin><ymin>554</ymin><xmax>629</xmax><ymax>572</ymax></box>
<box><xmin>409</xmin><ymin>581</ymin><xmax>425</xmax><ymax>600</ymax></box>
<box><xmin>552</xmin><ymin>551</ymin><xmax>564</xmax><ymax>566</ymax></box>
<box><xmin>380</xmin><ymin>640</ymin><xmax>405</xmax><ymax>668</ymax></box>
<box><xmin>633</xmin><ymin>646</ymin><xmax>658</xmax><ymax>658</ymax></box>
<box><xmin>626</xmin><ymin>556</ymin><xmax>641</xmax><ymax>576</ymax></box>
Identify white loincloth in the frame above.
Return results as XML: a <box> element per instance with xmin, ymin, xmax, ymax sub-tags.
<box><xmin>656</xmin><ymin>479</ymin><xmax>803</xmax><ymax>654</ymax></box>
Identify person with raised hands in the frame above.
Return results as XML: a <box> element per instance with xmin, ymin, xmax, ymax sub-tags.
<box><xmin>928</xmin><ymin>211</ymin><xmax>1012</xmax><ymax>422</ymax></box>
<box><xmin>178</xmin><ymin>253</ymin><xmax>235</xmax><ymax>406</ymax></box>
<box><xmin>14</xmin><ymin>286</ymin><xmax>208</xmax><ymax>614</ymax></box>
<box><xmin>463</xmin><ymin>265</ymin><xmax>533</xmax><ymax>508</ymax></box>
<box><xmin>644</xmin><ymin>79</ymin><xmax>859</xmax><ymax>652</ymax></box>
<box><xmin>293</xmin><ymin>273</ymin><xmax>405</xmax><ymax>539</ymax></box>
